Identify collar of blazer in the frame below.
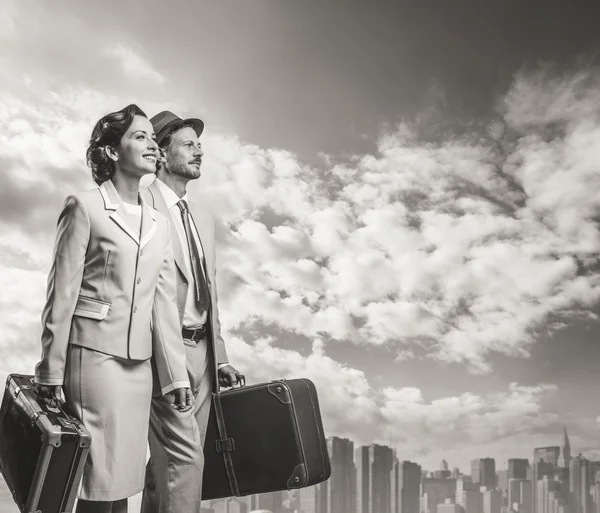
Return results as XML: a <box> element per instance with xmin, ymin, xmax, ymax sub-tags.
<box><xmin>99</xmin><ymin>179</ymin><xmax>157</xmax><ymax>249</ymax></box>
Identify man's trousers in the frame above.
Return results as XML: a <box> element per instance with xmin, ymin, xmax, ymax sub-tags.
<box><xmin>141</xmin><ymin>336</ymin><xmax>213</xmax><ymax>513</ymax></box>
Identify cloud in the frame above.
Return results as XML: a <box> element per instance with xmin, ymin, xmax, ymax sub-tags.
<box><xmin>4</xmin><ymin>63</ymin><xmax>600</xmax><ymax>380</ymax></box>
<box><xmin>228</xmin><ymin>331</ymin><xmax>564</xmax><ymax>470</ymax></box>
<box><xmin>189</xmin><ymin>67</ymin><xmax>600</xmax><ymax>373</ymax></box>
<box><xmin>106</xmin><ymin>44</ymin><xmax>166</xmax><ymax>85</ymax></box>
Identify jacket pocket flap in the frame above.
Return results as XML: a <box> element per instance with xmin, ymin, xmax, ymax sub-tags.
<box><xmin>73</xmin><ymin>296</ymin><xmax>111</xmax><ymax>320</ymax></box>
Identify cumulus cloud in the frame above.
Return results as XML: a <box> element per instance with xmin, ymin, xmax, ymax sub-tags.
<box><xmin>106</xmin><ymin>44</ymin><xmax>165</xmax><ymax>85</ymax></box>
<box><xmin>229</xmin><ymin>332</ymin><xmax>563</xmax><ymax>469</ymax></box>
<box><xmin>183</xmin><ymin>66</ymin><xmax>600</xmax><ymax>373</ymax></box>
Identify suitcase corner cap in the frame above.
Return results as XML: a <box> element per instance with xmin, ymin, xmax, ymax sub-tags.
<box><xmin>287</xmin><ymin>463</ymin><xmax>308</xmax><ymax>488</ymax></box>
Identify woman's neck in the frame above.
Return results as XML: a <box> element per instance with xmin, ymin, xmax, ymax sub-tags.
<box><xmin>110</xmin><ymin>173</ymin><xmax>140</xmax><ymax>205</ymax></box>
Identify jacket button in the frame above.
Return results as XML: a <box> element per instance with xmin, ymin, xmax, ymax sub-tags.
<box><xmin>137</xmin><ymin>278</ymin><xmax>141</xmax><ymax>284</ymax></box>
<box><xmin>133</xmin><ymin>306</ymin><xmax>138</xmax><ymax>313</ymax></box>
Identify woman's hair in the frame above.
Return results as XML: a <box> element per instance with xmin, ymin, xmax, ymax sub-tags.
<box><xmin>86</xmin><ymin>104</ymin><xmax>147</xmax><ymax>185</ymax></box>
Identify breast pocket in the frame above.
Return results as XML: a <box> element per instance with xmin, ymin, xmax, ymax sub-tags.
<box><xmin>73</xmin><ymin>295</ymin><xmax>111</xmax><ymax>320</ymax></box>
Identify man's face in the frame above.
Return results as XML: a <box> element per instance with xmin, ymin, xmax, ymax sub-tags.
<box><xmin>163</xmin><ymin>126</ymin><xmax>203</xmax><ymax>180</ymax></box>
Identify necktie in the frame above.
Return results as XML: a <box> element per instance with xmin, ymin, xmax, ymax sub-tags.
<box><xmin>176</xmin><ymin>199</ymin><xmax>210</xmax><ymax>311</ymax></box>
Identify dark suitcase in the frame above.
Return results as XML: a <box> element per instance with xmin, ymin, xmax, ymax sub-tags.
<box><xmin>0</xmin><ymin>374</ymin><xmax>91</xmax><ymax>513</ymax></box>
<box><xmin>201</xmin><ymin>378</ymin><xmax>331</xmax><ymax>499</ymax></box>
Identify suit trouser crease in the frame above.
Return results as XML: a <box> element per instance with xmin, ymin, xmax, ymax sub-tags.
<box><xmin>142</xmin><ymin>338</ymin><xmax>213</xmax><ymax>513</ymax></box>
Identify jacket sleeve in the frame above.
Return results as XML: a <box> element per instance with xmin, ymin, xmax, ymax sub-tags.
<box><xmin>35</xmin><ymin>195</ymin><xmax>90</xmax><ymax>386</ymax></box>
<box><xmin>152</xmin><ymin>219</ymin><xmax>190</xmax><ymax>395</ymax></box>
<box><xmin>209</xmin><ymin>216</ymin><xmax>229</xmax><ymax>365</ymax></box>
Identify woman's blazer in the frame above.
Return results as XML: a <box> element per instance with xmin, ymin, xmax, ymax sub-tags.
<box><xmin>34</xmin><ymin>179</ymin><xmax>189</xmax><ymax>395</ymax></box>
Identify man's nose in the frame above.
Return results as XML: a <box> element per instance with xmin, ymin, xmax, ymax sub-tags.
<box><xmin>193</xmin><ymin>146</ymin><xmax>204</xmax><ymax>157</ymax></box>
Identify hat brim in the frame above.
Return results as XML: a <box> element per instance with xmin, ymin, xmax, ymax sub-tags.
<box><xmin>155</xmin><ymin>117</ymin><xmax>204</xmax><ymax>145</ymax></box>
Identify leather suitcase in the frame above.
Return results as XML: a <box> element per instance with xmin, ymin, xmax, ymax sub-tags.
<box><xmin>201</xmin><ymin>378</ymin><xmax>331</xmax><ymax>499</ymax></box>
<box><xmin>0</xmin><ymin>374</ymin><xmax>91</xmax><ymax>513</ymax></box>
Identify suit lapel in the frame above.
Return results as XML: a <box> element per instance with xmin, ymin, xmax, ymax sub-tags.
<box><xmin>140</xmin><ymin>199</ymin><xmax>157</xmax><ymax>250</ymax></box>
<box><xmin>99</xmin><ymin>180</ymin><xmax>140</xmax><ymax>245</ymax></box>
<box><xmin>148</xmin><ymin>180</ymin><xmax>190</xmax><ymax>283</ymax></box>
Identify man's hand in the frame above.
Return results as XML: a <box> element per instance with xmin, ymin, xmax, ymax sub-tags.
<box><xmin>218</xmin><ymin>365</ymin><xmax>244</xmax><ymax>389</ymax></box>
<box><xmin>33</xmin><ymin>383</ymin><xmax>62</xmax><ymax>403</ymax></box>
<box><xmin>166</xmin><ymin>387</ymin><xmax>194</xmax><ymax>412</ymax></box>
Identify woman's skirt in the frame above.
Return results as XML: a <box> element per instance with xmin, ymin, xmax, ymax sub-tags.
<box><xmin>64</xmin><ymin>344</ymin><xmax>152</xmax><ymax>501</ymax></box>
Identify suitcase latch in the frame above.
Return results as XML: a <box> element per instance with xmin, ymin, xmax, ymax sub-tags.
<box><xmin>215</xmin><ymin>437</ymin><xmax>236</xmax><ymax>453</ymax></box>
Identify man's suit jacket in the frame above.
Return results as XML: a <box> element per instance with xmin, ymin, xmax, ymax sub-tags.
<box><xmin>141</xmin><ymin>179</ymin><xmax>229</xmax><ymax>367</ymax></box>
<box><xmin>34</xmin><ymin>179</ymin><xmax>189</xmax><ymax>395</ymax></box>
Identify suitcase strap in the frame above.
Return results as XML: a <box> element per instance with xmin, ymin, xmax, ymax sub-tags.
<box><xmin>205</xmin><ymin>295</ymin><xmax>241</xmax><ymax>496</ymax></box>
<box><xmin>212</xmin><ymin>392</ymin><xmax>240</xmax><ymax>496</ymax></box>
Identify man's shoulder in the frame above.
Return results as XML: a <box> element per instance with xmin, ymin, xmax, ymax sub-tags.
<box><xmin>139</xmin><ymin>181</ymin><xmax>159</xmax><ymax>207</ymax></box>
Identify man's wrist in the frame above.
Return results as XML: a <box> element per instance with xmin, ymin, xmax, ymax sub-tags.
<box><xmin>217</xmin><ymin>362</ymin><xmax>229</xmax><ymax>369</ymax></box>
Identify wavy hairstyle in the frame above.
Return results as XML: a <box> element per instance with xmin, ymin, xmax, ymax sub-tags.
<box><xmin>86</xmin><ymin>104</ymin><xmax>147</xmax><ymax>185</ymax></box>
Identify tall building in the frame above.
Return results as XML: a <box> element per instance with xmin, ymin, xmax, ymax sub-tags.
<box><xmin>537</xmin><ymin>475</ymin><xmax>566</xmax><ymax>513</ymax></box>
<box><xmin>592</xmin><ymin>471</ymin><xmax>600</xmax><ymax>513</ymax></box>
<box><xmin>497</xmin><ymin>470</ymin><xmax>509</xmax><ymax>492</ymax></box>
<box><xmin>356</xmin><ymin>444</ymin><xmax>395</xmax><ymax>513</ymax></box>
<box><xmin>251</xmin><ymin>491</ymin><xmax>284</xmax><ymax>513</ymax></box>
<box><xmin>397</xmin><ymin>461</ymin><xmax>421</xmax><ymax>513</ymax></box>
<box><xmin>471</xmin><ymin>458</ymin><xmax>496</xmax><ymax>489</ymax></box>
<box><xmin>569</xmin><ymin>454</ymin><xmax>591</xmax><ymax>513</ymax></box>
<box><xmin>456</xmin><ymin>477</ymin><xmax>479</xmax><ymax>509</ymax></box>
<box><xmin>482</xmin><ymin>488</ymin><xmax>502</xmax><ymax>513</ymax></box>
<box><xmin>590</xmin><ymin>463</ymin><xmax>600</xmax><ymax>485</ymax></box>
<box><xmin>532</xmin><ymin>446</ymin><xmax>561</xmax><ymax>513</ymax></box>
<box><xmin>323</xmin><ymin>437</ymin><xmax>355</xmax><ymax>513</ymax></box>
<box><xmin>436</xmin><ymin>499</ymin><xmax>461</xmax><ymax>513</ymax></box>
<box><xmin>297</xmin><ymin>485</ymin><xmax>320</xmax><ymax>513</ymax></box>
<box><xmin>462</xmin><ymin>489</ymin><xmax>483</xmax><ymax>513</ymax></box>
<box><xmin>421</xmin><ymin>478</ymin><xmax>456</xmax><ymax>513</ymax></box>
<box><xmin>508</xmin><ymin>479</ymin><xmax>532</xmax><ymax>513</ymax></box>
<box><xmin>509</xmin><ymin>459</ymin><xmax>530</xmax><ymax>481</ymax></box>
<box><xmin>558</xmin><ymin>428</ymin><xmax>571</xmax><ymax>469</ymax></box>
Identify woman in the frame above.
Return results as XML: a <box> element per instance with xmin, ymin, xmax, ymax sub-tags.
<box><xmin>34</xmin><ymin>104</ymin><xmax>193</xmax><ymax>513</ymax></box>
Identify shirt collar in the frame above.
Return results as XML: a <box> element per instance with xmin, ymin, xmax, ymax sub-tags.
<box><xmin>154</xmin><ymin>178</ymin><xmax>189</xmax><ymax>209</ymax></box>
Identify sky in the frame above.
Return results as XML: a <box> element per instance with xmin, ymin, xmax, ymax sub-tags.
<box><xmin>3</xmin><ymin>1</ymin><xmax>600</xmax><ymax>508</ymax></box>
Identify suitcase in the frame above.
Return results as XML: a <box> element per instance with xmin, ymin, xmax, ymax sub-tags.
<box><xmin>0</xmin><ymin>374</ymin><xmax>91</xmax><ymax>513</ymax></box>
<box><xmin>201</xmin><ymin>378</ymin><xmax>331</xmax><ymax>499</ymax></box>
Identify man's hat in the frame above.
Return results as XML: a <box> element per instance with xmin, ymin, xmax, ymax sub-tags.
<box><xmin>150</xmin><ymin>110</ymin><xmax>204</xmax><ymax>145</ymax></box>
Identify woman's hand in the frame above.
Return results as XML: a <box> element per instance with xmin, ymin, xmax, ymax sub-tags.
<box><xmin>166</xmin><ymin>387</ymin><xmax>194</xmax><ymax>413</ymax></box>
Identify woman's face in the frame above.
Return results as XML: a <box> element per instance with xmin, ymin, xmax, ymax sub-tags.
<box><xmin>114</xmin><ymin>115</ymin><xmax>158</xmax><ymax>178</ymax></box>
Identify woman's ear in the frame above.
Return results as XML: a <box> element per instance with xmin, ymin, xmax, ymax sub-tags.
<box><xmin>105</xmin><ymin>145</ymin><xmax>119</xmax><ymax>162</ymax></box>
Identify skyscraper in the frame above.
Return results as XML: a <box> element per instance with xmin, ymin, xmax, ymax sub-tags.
<box><xmin>532</xmin><ymin>446</ymin><xmax>561</xmax><ymax>513</ymax></box>
<box><xmin>482</xmin><ymin>488</ymin><xmax>502</xmax><ymax>513</ymax></box>
<box><xmin>298</xmin><ymin>485</ymin><xmax>320</xmax><ymax>513</ymax></box>
<box><xmin>509</xmin><ymin>459</ymin><xmax>530</xmax><ymax>480</ymax></box>
<box><xmin>396</xmin><ymin>460</ymin><xmax>421</xmax><ymax>513</ymax></box>
<box><xmin>558</xmin><ymin>428</ymin><xmax>571</xmax><ymax>469</ymax></box>
<box><xmin>570</xmin><ymin>454</ymin><xmax>591</xmax><ymax>513</ymax></box>
<box><xmin>323</xmin><ymin>437</ymin><xmax>355</xmax><ymax>513</ymax></box>
<box><xmin>471</xmin><ymin>458</ymin><xmax>496</xmax><ymax>489</ymax></box>
<box><xmin>508</xmin><ymin>478</ymin><xmax>532</xmax><ymax>513</ymax></box>
<box><xmin>356</xmin><ymin>444</ymin><xmax>395</xmax><ymax>513</ymax></box>
<box><xmin>421</xmin><ymin>478</ymin><xmax>456</xmax><ymax>512</ymax></box>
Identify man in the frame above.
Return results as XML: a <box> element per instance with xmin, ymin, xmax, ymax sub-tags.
<box><xmin>140</xmin><ymin>111</ymin><xmax>243</xmax><ymax>513</ymax></box>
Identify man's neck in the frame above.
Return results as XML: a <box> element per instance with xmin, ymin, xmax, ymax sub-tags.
<box><xmin>157</xmin><ymin>172</ymin><xmax>188</xmax><ymax>199</ymax></box>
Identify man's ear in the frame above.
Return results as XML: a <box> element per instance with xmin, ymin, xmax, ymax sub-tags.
<box><xmin>105</xmin><ymin>145</ymin><xmax>119</xmax><ymax>162</ymax></box>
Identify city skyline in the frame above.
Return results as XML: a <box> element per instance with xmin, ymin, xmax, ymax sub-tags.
<box><xmin>201</xmin><ymin>429</ymin><xmax>600</xmax><ymax>513</ymax></box>
<box><xmin>4</xmin><ymin>6</ymin><xmax>600</xmax><ymax>513</ymax></box>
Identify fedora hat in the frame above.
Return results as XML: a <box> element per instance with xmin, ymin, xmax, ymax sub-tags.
<box><xmin>150</xmin><ymin>110</ymin><xmax>204</xmax><ymax>145</ymax></box>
